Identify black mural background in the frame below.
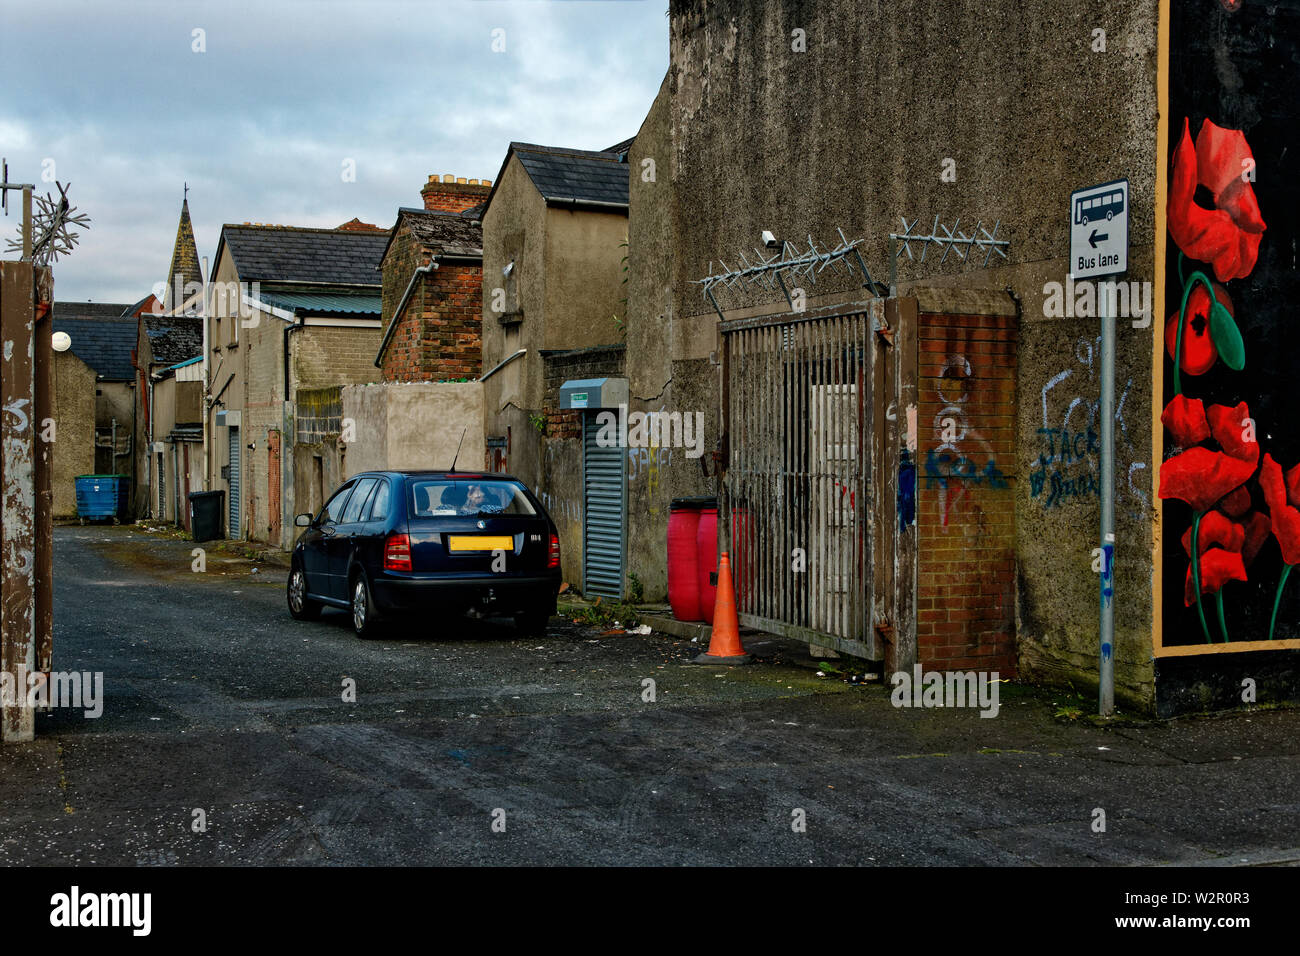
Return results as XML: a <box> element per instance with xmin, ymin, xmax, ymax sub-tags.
<box><xmin>1163</xmin><ymin>0</ymin><xmax>1300</xmax><ymax>645</ymax></box>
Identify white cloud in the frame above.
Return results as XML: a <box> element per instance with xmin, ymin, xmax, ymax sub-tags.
<box><xmin>5</xmin><ymin>0</ymin><xmax>668</xmax><ymax>302</ymax></box>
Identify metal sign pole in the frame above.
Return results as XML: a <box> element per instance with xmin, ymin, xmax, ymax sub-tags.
<box><xmin>1069</xmin><ymin>179</ymin><xmax>1127</xmax><ymax>717</ymax></box>
<box><xmin>1099</xmin><ymin>287</ymin><xmax>1116</xmax><ymax>716</ymax></box>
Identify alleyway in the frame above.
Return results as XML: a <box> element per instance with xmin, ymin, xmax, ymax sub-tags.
<box><xmin>1</xmin><ymin>526</ymin><xmax>1297</xmax><ymax>866</ymax></box>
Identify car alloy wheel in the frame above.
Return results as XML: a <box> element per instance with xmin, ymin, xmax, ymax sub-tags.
<box><xmin>289</xmin><ymin>570</ymin><xmax>306</xmax><ymax>613</ymax></box>
<box><xmin>352</xmin><ymin>579</ymin><xmax>368</xmax><ymax>633</ymax></box>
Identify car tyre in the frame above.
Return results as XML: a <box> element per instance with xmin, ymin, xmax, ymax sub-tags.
<box><xmin>351</xmin><ymin>571</ymin><xmax>383</xmax><ymax>639</ymax></box>
<box><xmin>287</xmin><ymin>564</ymin><xmax>322</xmax><ymax>621</ymax></box>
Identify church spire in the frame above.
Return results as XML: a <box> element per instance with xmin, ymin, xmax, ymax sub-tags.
<box><xmin>164</xmin><ymin>188</ymin><xmax>202</xmax><ymax>313</ymax></box>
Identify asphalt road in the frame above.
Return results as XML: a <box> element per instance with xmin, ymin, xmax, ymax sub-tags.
<box><xmin>1</xmin><ymin>525</ymin><xmax>1298</xmax><ymax>866</ymax></box>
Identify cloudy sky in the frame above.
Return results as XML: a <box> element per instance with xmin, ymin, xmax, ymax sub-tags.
<box><xmin>0</xmin><ymin>0</ymin><xmax>668</xmax><ymax>304</ymax></box>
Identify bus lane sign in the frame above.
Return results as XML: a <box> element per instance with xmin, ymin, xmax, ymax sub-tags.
<box><xmin>1069</xmin><ymin>179</ymin><xmax>1128</xmax><ymax>279</ymax></box>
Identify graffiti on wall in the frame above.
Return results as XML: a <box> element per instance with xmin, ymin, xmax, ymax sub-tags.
<box><xmin>924</xmin><ymin>353</ymin><xmax>1010</xmax><ymax>527</ymax></box>
<box><xmin>1030</xmin><ymin>336</ymin><xmax>1148</xmax><ymax>518</ymax></box>
<box><xmin>1160</xmin><ymin>0</ymin><xmax>1300</xmax><ymax>646</ymax></box>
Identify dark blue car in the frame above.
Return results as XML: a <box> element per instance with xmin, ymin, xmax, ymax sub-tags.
<box><xmin>287</xmin><ymin>471</ymin><xmax>562</xmax><ymax>638</ymax></box>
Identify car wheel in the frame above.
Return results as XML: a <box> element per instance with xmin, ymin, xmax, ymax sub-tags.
<box><xmin>1106</xmin><ymin>210</ymin><xmax>1114</xmax><ymax>221</ymax></box>
<box><xmin>514</xmin><ymin>605</ymin><xmax>551</xmax><ymax>637</ymax></box>
<box><xmin>351</xmin><ymin>572</ymin><xmax>382</xmax><ymax>638</ymax></box>
<box><xmin>287</xmin><ymin>565</ymin><xmax>322</xmax><ymax>620</ymax></box>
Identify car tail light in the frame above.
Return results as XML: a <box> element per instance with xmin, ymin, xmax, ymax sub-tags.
<box><xmin>547</xmin><ymin>533</ymin><xmax>561</xmax><ymax>569</ymax></box>
<box><xmin>384</xmin><ymin>533</ymin><xmax>412</xmax><ymax>571</ymax></box>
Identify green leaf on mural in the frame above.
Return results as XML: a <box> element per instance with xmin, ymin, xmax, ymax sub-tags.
<box><xmin>1210</xmin><ymin>302</ymin><xmax>1245</xmax><ymax>370</ymax></box>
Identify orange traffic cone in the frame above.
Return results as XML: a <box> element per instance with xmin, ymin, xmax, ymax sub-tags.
<box><xmin>693</xmin><ymin>552</ymin><xmax>751</xmax><ymax>664</ymax></box>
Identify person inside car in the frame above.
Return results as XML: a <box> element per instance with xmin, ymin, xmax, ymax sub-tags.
<box><xmin>461</xmin><ymin>483</ymin><xmax>501</xmax><ymax>514</ymax></box>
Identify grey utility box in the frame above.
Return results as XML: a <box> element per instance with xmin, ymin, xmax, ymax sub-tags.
<box><xmin>559</xmin><ymin>377</ymin><xmax>628</xmax><ymax>411</ymax></box>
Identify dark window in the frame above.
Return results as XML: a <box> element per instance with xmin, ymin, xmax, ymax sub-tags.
<box><xmin>341</xmin><ymin>478</ymin><xmax>377</xmax><ymax>524</ymax></box>
<box><xmin>408</xmin><ymin>479</ymin><xmax>536</xmax><ymax>517</ymax></box>
<box><xmin>321</xmin><ymin>481</ymin><xmax>355</xmax><ymax>525</ymax></box>
<box><xmin>366</xmin><ymin>480</ymin><xmax>390</xmax><ymax>521</ymax></box>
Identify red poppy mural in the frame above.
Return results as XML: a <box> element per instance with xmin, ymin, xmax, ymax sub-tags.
<box><xmin>1260</xmin><ymin>454</ymin><xmax>1300</xmax><ymax>639</ymax></box>
<box><xmin>1164</xmin><ymin>282</ymin><xmax>1231</xmax><ymax>377</ymax></box>
<box><xmin>1159</xmin><ymin>399</ymin><xmax>1259</xmax><ymax>640</ymax></box>
<box><xmin>1161</xmin><ymin>114</ymin><xmax>1270</xmax><ymax>644</ymax></box>
<box><xmin>1168</xmin><ymin>117</ymin><xmax>1267</xmax><ymax>284</ymax></box>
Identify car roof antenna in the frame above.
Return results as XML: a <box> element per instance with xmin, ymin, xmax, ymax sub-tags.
<box><xmin>449</xmin><ymin>428</ymin><xmax>467</xmax><ymax>473</ymax></box>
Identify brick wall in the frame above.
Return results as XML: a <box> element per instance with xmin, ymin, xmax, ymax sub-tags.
<box><xmin>380</xmin><ymin>261</ymin><xmax>483</xmax><ymax>383</ymax></box>
<box><xmin>541</xmin><ymin>345</ymin><xmax>626</xmax><ymax>439</ymax></box>
<box><xmin>294</xmin><ymin>325</ymin><xmax>383</xmax><ymax>390</ymax></box>
<box><xmin>381</xmin><ymin>229</ymin><xmax>422</xmax><ymax>337</ymax></box>
<box><xmin>916</xmin><ymin>311</ymin><xmax>1018</xmax><ymax>675</ymax></box>
<box><xmin>420</xmin><ymin>176</ymin><xmax>491</xmax><ymax>214</ymax></box>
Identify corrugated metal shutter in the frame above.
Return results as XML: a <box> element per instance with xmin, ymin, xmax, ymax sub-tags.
<box><xmin>157</xmin><ymin>453</ymin><xmax>165</xmax><ymax>517</ymax></box>
<box><xmin>582</xmin><ymin>413</ymin><xmax>625</xmax><ymax>599</ymax></box>
<box><xmin>228</xmin><ymin>427</ymin><xmax>241</xmax><ymax>537</ymax></box>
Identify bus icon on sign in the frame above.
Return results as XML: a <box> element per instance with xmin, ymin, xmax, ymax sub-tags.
<box><xmin>1074</xmin><ymin>189</ymin><xmax>1124</xmax><ymax>225</ymax></box>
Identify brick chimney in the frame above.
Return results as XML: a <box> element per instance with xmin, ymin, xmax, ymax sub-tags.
<box><xmin>421</xmin><ymin>174</ymin><xmax>491</xmax><ymax>213</ymax></box>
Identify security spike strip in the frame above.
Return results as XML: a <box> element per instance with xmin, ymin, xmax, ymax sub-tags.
<box><xmin>888</xmin><ymin>214</ymin><xmax>1009</xmax><ymax>275</ymax></box>
<box><xmin>694</xmin><ymin>227</ymin><xmax>885</xmax><ymax>315</ymax></box>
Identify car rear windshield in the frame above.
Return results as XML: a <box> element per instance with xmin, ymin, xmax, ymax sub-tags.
<box><xmin>408</xmin><ymin>479</ymin><xmax>537</xmax><ymax>517</ymax></box>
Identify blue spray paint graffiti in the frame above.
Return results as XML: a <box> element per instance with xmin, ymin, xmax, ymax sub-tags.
<box><xmin>898</xmin><ymin>450</ymin><xmax>916</xmax><ymax>531</ymax></box>
<box><xmin>1100</xmin><ymin>541</ymin><xmax>1114</xmax><ymax>610</ymax></box>
<box><xmin>924</xmin><ymin>450</ymin><xmax>1008</xmax><ymax>490</ymax></box>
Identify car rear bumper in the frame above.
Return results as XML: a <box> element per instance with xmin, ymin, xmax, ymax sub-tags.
<box><xmin>372</xmin><ymin>572</ymin><xmax>560</xmax><ymax>613</ymax></box>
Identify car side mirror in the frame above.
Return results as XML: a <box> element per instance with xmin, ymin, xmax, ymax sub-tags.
<box><xmin>295</xmin><ymin>513</ymin><xmax>313</xmax><ymax>527</ymax></box>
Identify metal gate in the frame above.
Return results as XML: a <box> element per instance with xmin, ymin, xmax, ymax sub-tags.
<box><xmin>582</xmin><ymin>412</ymin><xmax>626</xmax><ymax>598</ymax></box>
<box><xmin>228</xmin><ymin>426</ymin><xmax>240</xmax><ymax>538</ymax></box>
<box><xmin>722</xmin><ymin>304</ymin><xmax>895</xmax><ymax>660</ymax></box>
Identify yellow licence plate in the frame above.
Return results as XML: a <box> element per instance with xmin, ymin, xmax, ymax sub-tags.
<box><xmin>447</xmin><ymin>535</ymin><xmax>514</xmax><ymax>552</ymax></box>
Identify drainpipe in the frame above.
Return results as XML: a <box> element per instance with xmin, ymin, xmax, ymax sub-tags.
<box><xmin>374</xmin><ymin>260</ymin><xmax>438</xmax><ymax>368</ymax></box>
<box><xmin>172</xmin><ymin>441</ymin><xmax>180</xmax><ymax>524</ymax></box>
<box><xmin>283</xmin><ymin>312</ymin><xmax>306</xmax><ymax>550</ymax></box>
<box><xmin>147</xmin><ymin>375</ymin><xmax>155</xmax><ymax>518</ymax></box>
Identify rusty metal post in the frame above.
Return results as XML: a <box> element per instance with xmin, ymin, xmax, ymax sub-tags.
<box><xmin>1</xmin><ymin>260</ymin><xmax>37</xmax><ymax>742</ymax></box>
<box><xmin>34</xmin><ymin>267</ymin><xmax>53</xmax><ymax>676</ymax></box>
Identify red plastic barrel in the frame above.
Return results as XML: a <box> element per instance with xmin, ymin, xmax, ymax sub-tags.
<box><xmin>697</xmin><ymin>506</ymin><xmax>719</xmax><ymax>624</ymax></box>
<box><xmin>667</xmin><ymin>499</ymin><xmax>705</xmax><ymax>622</ymax></box>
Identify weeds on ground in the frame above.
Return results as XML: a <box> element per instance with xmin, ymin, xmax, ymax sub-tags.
<box><xmin>568</xmin><ymin>596</ymin><xmax>642</xmax><ymax>629</ymax></box>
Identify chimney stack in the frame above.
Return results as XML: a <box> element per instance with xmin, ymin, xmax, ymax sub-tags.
<box><xmin>421</xmin><ymin>174</ymin><xmax>491</xmax><ymax>213</ymax></box>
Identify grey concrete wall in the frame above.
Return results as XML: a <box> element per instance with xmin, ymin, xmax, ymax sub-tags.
<box><xmin>481</xmin><ymin>153</ymin><xmax>549</xmax><ymax>459</ymax></box>
<box><xmin>207</xmin><ymin>249</ymin><xmax>245</xmax><ymax>535</ymax></box>
<box><xmin>654</xmin><ymin>0</ymin><xmax>1160</xmax><ymax>703</ymax></box>
<box><xmin>624</xmin><ymin>74</ymin><xmax>720</xmax><ymax>602</ymax></box>
<box><xmin>481</xmin><ymin>151</ymin><xmax>630</xmax><ymax>497</ymax></box>
<box><xmin>541</xmin><ymin>206</ymin><xmax>628</xmax><ymax>355</ymax></box>
<box><xmin>340</xmin><ymin>382</ymin><xmax>484</xmax><ymax>479</ymax></box>
<box><xmin>52</xmin><ymin>351</ymin><xmax>95</xmax><ymax>517</ymax></box>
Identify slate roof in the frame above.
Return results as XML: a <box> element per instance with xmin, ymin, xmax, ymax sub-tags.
<box><xmin>53</xmin><ymin>301</ymin><xmax>134</xmax><ymax>321</ymax></box>
<box><xmin>143</xmin><ymin>316</ymin><xmax>203</xmax><ymax>367</ymax></box>
<box><xmin>50</xmin><ymin>308</ymin><xmax>138</xmax><ymax>381</ymax></box>
<box><xmin>511</xmin><ymin>143</ymin><xmax>630</xmax><ymax>206</ymax></box>
<box><xmin>603</xmin><ymin>136</ymin><xmax>636</xmax><ymax>156</ymax></box>
<box><xmin>218</xmin><ymin>225</ymin><xmax>387</xmax><ymax>286</ymax></box>
<box><xmin>379</xmin><ymin>208</ymin><xmax>484</xmax><ymax>266</ymax></box>
<box><xmin>258</xmin><ymin>291</ymin><xmax>382</xmax><ymax>316</ymax></box>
